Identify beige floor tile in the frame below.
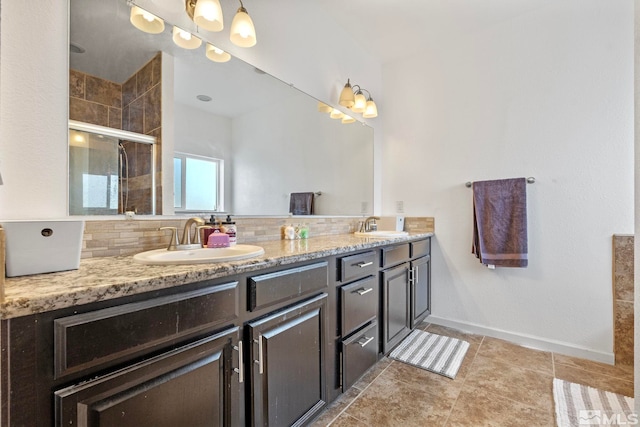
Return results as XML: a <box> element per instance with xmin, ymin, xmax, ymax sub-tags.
<box><xmin>446</xmin><ymin>386</ymin><xmax>555</xmax><ymax>427</ymax></box>
<box><xmin>309</xmin><ymin>387</ymin><xmax>362</xmax><ymax>427</ymax></box>
<box><xmin>344</xmin><ymin>371</ymin><xmax>455</xmax><ymax>426</ymax></box>
<box><xmin>554</xmin><ymin>363</ymin><xmax>634</xmax><ymax>397</ymax></box>
<box><xmin>464</xmin><ymin>355</ymin><xmax>554</xmax><ymax>412</ymax></box>
<box><xmin>426</xmin><ymin>324</ymin><xmax>484</xmax><ymax>345</ymax></box>
<box><xmin>352</xmin><ymin>357</ymin><xmax>393</xmax><ymax>390</ymax></box>
<box><xmin>328</xmin><ymin>413</ymin><xmax>370</xmax><ymax>427</ymax></box>
<box><xmin>477</xmin><ymin>336</ymin><xmax>553</xmax><ymax>375</ymax></box>
<box><xmin>553</xmin><ymin>353</ymin><xmax>633</xmax><ymax>381</ymax></box>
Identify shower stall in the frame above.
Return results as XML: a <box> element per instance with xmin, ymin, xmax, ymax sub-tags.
<box><xmin>68</xmin><ymin>121</ymin><xmax>156</xmax><ymax>216</ymax></box>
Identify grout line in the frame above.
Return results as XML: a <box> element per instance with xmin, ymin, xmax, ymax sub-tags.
<box><xmin>552</xmin><ymin>352</ymin><xmax>556</xmax><ymax>378</ymax></box>
<box><xmin>441</xmin><ymin>335</ymin><xmax>485</xmax><ymax>426</ymax></box>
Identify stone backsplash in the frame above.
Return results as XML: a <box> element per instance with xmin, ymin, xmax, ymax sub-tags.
<box><xmin>81</xmin><ymin>216</ymin><xmax>435</xmax><ymax>259</ymax></box>
<box><xmin>612</xmin><ymin>234</ymin><xmax>634</xmax><ymax>367</ymax></box>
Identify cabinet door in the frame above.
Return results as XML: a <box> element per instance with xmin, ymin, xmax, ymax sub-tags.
<box><xmin>381</xmin><ymin>262</ymin><xmax>411</xmax><ymax>354</ymax></box>
<box><xmin>248</xmin><ymin>293</ymin><xmax>327</xmax><ymax>427</ymax></box>
<box><xmin>411</xmin><ymin>255</ymin><xmax>431</xmax><ymax>329</ymax></box>
<box><xmin>55</xmin><ymin>327</ymin><xmax>241</xmax><ymax>427</ymax></box>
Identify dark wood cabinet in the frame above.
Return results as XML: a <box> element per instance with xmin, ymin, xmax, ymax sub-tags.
<box><xmin>55</xmin><ymin>326</ymin><xmax>241</xmax><ymax>427</ymax></box>
<box><xmin>381</xmin><ymin>261</ymin><xmax>411</xmax><ymax>354</ymax></box>
<box><xmin>247</xmin><ymin>293</ymin><xmax>328</xmax><ymax>427</ymax></box>
<box><xmin>410</xmin><ymin>255</ymin><xmax>431</xmax><ymax>329</ymax></box>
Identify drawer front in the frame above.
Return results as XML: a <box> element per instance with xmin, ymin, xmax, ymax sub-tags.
<box><xmin>248</xmin><ymin>261</ymin><xmax>328</xmax><ymax>311</ymax></box>
<box><xmin>340</xmin><ymin>251</ymin><xmax>377</xmax><ymax>283</ymax></box>
<box><xmin>341</xmin><ymin>276</ymin><xmax>377</xmax><ymax>336</ymax></box>
<box><xmin>342</xmin><ymin>322</ymin><xmax>378</xmax><ymax>390</ymax></box>
<box><xmin>410</xmin><ymin>238</ymin><xmax>431</xmax><ymax>259</ymax></box>
<box><xmin>381</xmin><ymin>243</ymin><xmax>410</xmax><ymax>269</ymax></box>
<box><xmin>54</xmin><ymin>282</ymin><xmax>239</xmax><ymax>379</ymax></box>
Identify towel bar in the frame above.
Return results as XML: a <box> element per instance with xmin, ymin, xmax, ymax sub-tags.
<box><xmin>465</xmin><ymin>177</ymin><xmax>535</xmax><ymax>188</ymax></box>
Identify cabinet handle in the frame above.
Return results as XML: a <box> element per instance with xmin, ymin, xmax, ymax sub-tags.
<box><xmin>254</xmin><ymin>336</ymin><xmax>264</xmax><ymax>374</ymax></box>
<box><xmin>233</xmin><ymin>340</ymin><xmax>244</xmax><ymax>383</ymax></box>
<box><xmin>357</xmin><ymin>261</ymin><xmax>373</xmax><ymax>268</ymax></box>
<box><xmin>356</xmin><ymin>287</ymin><xmax>373</xmax><ymax>296</ymax></box>
<box><xmin>356</xmin><ymin>336</ymin><xmax>375</xmax><ymax>347</ymax></box>
<box><xmin>408</xmin><ymin>267</ymin><xmax>414</xmax><ymax>285</ymax></box>
<box><xmin>414</xmin><ymin>266</ymin><xmax>419</xmax><ymax>283</ymax></box>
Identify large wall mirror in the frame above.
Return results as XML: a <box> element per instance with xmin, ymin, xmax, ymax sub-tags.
<box><xmin>69</xmin><ymin>0</ymin><xmax>374</xmax><ymax>216</ymax></box>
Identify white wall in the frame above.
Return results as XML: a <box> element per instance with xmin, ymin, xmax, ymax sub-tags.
<box><xmin>383</xmin><ymin>1</ymin><xmax>634</xmax><ymax>361</ymax></box>
<box><xmin>231</xmin><ymin>93</ymin><xmax>373</xmax><ymax>215</ymax></box>
<box><xmin>0</xmin><ymin>0</ymin><xmax>383</xmax><ymax>219</ymax></box>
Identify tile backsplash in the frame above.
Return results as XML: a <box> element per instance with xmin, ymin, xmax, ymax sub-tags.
<box><xmin>81</xmin><ymin>216</ymin><xmax>435</xmax><ymax>259</ymax></box>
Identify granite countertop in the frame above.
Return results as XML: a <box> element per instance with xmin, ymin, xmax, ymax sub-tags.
<box><xmin>1</xmin><ymin>232</ymin><xmax>433</xmax><ymax>320</ymax></box>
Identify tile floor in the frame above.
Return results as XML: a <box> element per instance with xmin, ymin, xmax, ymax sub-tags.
<box><xmin>311</xmin><ymin>324</ymin><xmax>634</xmax><ymax>427</ymax></box>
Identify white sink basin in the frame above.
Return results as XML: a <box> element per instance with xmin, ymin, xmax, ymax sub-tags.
<box><xmin>133</xmin><ymin>245</ymin><xmax>265</xmax><ymax>265</ymax></box>
<box><xmin>354</xmin><ymin>230</ymin><xmax>409</xmax><ymax>238</ymax></box>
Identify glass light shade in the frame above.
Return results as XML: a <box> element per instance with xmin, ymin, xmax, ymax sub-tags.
<box><xmin>339</xmin><ymin>81</ymin><xmax>355</xmax><ymax>108</ymax></box>
<box><xmin>330</xmin><ymin>109</ymin><xmax>344</xmax><ymax>119</ymax></box>
<box><xmin>130</xmin><ymin>6</ymin><xmax>165</xmax><ymax>34</ymax></box>
<box><xmin>352</xmin><ymin>92</ymin><xmax>367</xmax><ymax>113</ymax></box>
<box><xmin>194</xmin><ymin>0</ymin><xmax>224</xmax><ymax>32</ymax></box>
<box><xmin>230</xmin><ymin>7</ymin><xmax>257</xmax><ymax>47</ymax></box>
<box><xmin>172</xmin><ymin>26</ymin><xmax>202</xmax><ymax>49</ymax></box>
<box><xmin>363</xmin><ymin>99</ymin><xmax>378</xmax><ymax>118</ymax></box>
<box><xmin>342</xmin><ymin>115</ymin><xmax>356</xmax><ymax>124</ymax></box>
<box><xmin>205</xmin><ymin>43</ymin><xmax>231</xmax><ymax>62</ymax></box>
<box><xmin>317</xmin><ymin>101</ymin><xmax>332</xmax><ymax>113</ymax></box>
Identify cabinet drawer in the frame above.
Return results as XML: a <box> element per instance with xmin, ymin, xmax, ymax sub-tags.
<box><xmin>340</xmin><ymin>276</ymin><xmax>377</xmax><ymax>336</ymax></box>
<box><xmin>381</xmin><ymin>244</ymin><xmax>410</xmax><ymax>269</ymax></box>
<box><xmin>411</xmin><ymin>238</ymin><xmax>431</xmax><ymax>259</ymax></box>
<box><xmin>248</xmin><ymin>261</ymin><xmax>328</xmax><ymax>311</ymax></box>
<box><xmin>54</xmin><ymin>282</ymin><xmax>239</xmax><ymax>379</ymax></box>
<box><xmin>342</xmin><ymin>321</ymin><xmax>378</xmax><ymax>390</ymax></box>
<box><xmin>340</xmin><ymin>251</ymin><xmax>377</xmax><ymax>283</ymax></box>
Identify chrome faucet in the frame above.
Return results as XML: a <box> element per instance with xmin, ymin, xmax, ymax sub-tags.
<box><xmin>159</xmin><ymin>217</ymin><xmax>209</xmax><ymax>250</ymax></box>
<box><xmin>360</xmin><ymin>216</ymin><xmax>380</xmax><ymax>233</ymax></box>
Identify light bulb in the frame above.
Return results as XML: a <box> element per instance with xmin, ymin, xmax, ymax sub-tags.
<box><xmin>230</xmin><ymin>7</ymin><xmax>257</xmax><ymax>47</ymax></box>
<box><xmin>363</xmin><ymin>99</ymin><xmax>378</xmax><ymax>118</ymax></box>
<box><xmin>194</xmin><ymin>0</ymin><xmax>224</xmax><ymax>32</ymax></box>
<box><xmin>352</xmin><ymin>92</ymin><xmax>366</xmax><ymax>113</ymax></box>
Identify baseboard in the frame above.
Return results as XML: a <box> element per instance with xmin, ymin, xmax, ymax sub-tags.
<box><xmin>426</xmin><ymin>316</ymin><xmax>615</xmax><ymax>365</ymax></box>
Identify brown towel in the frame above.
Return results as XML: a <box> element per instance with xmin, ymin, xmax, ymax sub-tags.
<box><xmin>289</xmin><ymin>192</ymin><xmax>314</xmax><ymax>215</ymax></box>
<box><xmin>472</xmin><ymin>178</ymin><xmax>528</xmax><ymax>267</ymax></box>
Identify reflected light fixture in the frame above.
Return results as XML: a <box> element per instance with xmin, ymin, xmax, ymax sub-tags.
<box><xmin>230</xmin><ymin>0</ymin><xmax>257</xmax><ymax>47</ymax></box>
<box><xmin>172</xmin><ymin>26</ymin><xmax>202</xmax><ymax>49</ymax></box>
<box><xmin>341</xmin><ymin>115</ymin><xmax>356</xmax><ymax>124</ymax></box>
<box><xmin>330</xmin><ymin>109</ymin><xmax>344</xmax><ymax>119</ymax></box>
<box><xmin>206</xmin><ymin>43</ymin><xmax>231</xmax><ymax>62</ymax></box>
<box><xmin>130</xmin><ymin>5</ymin><xmax>165</xmax><ymax>34</ymax></box>
<box><xmin>317</xmin><ymin>101</ymin><xmax>332</xmax><ymax>113</ymax></box>
<box><xmin>338</xmin><ymin>79</ymin><xmax>378</xmax><ymax>118</ymax></box>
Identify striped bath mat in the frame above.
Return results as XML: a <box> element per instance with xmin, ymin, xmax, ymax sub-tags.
<box><xmin>389</xmin><ymin>330</ymin><xmax>469</xmax><ymax>379</ymax></box>
<box><xmin>553</xmin><ymin>378</ymin><xmax>635</xmax><ymax>427</ymax></box>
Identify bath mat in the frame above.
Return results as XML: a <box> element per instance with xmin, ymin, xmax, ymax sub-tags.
<box><xmin>553</xmin><ymin>378</ymin><xmax>634</xmax><ymax>427</ymax></box>
<box><xmin>388</xmin><ymin>330</ymin><xmax>469</xmax><ymax>379</ymax></box>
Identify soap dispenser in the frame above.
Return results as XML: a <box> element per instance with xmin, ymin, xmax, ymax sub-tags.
<box><xmin>203</xmin><ymin>215</ymin><xmax>221</xmax><ymax>246</ymax></box>
<box><xmin>221</xmin><ymin>215</ymin><xmax>237</xmax><ymax>245</ymax></box>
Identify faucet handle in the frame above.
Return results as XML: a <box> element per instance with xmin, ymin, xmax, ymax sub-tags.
<box><xmin>195</xmin><ymin>225</ymin><xmax>213</xmax><ymax>246</ymax></box>
<box><xmin>159</xmin><ymin>227</ymin><xmax>179</xmax><ymax>251</ymax></box>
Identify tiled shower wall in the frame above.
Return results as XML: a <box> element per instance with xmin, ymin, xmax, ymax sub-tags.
<box><xmin>69</xmin><ymin>53</ymin><xmax>163</xmax><ymax>215</ymax></box>
<box><xmin>613</xmin><ymin>234</ymin><xmax>634</xmax><ymax>366</ymax></box>
<box><xmin>81</xmin><ymin>216</ymin><xmax>435</xmax><ymax>258</ymax></box>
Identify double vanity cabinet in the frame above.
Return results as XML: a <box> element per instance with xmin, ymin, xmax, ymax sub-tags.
<box><xmin>0</xmin><ymin>235</ymin><xmax>431</xmax><ymax>427</ymax></box>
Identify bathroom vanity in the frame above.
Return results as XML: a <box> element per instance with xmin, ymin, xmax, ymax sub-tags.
<box><xmin>0</xmin><ymin>233</ymin><xmax>432</xmax><ymax>426</ymax></box>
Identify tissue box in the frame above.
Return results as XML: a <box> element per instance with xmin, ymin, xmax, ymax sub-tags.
<box><xmin>2</xmin><ymin>220</ymin><xmax>84</xmax><ymax>277</ymax></box>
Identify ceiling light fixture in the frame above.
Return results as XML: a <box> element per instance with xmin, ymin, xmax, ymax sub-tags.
<box><xmin>129</xmin><ymin>5</ymin><xmax>165</xmax><ymax>34</ymax></box>
<box><xmin>338</xmin><ymin>79</ymin><xmax>378</xmax><ymax>119</ymax></box>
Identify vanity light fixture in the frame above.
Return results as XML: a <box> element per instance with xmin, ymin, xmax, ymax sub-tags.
<box><xmin>317</xmin><ymin>101</ymin><xmax>332</xmax><ymax>113</ymax></box>
<box><xmin>229</xmin><ymin>0</ymin><xmax>257</xmax><ymax>47</ymax></box>
<box><xmin>129</xmin><ymin>5</ymin><xmax>165</xmax><ymax>34</ymax></box>
<box><xmin>341</xmin><ymin>115</ymin><xmax>356</xmax><ymax>124</ymax></box>
<box><xmin>206</xmin><ymin>43</ymin><xmax>231</xmax><ymax>62</ymax></box>
<box><xmin>185</xmin><ymin>0</ymin><xmax>257</xmax><ymax>48</ymax></box>
<box><xmin>172</xmin><ymin>26</ymin><xmax>202</xmax><ymax>49</ymax></box>
<box><xmin>338</xmin><ymin>79</ymin><xmax>378</xmax><ymax>118</ymax></box>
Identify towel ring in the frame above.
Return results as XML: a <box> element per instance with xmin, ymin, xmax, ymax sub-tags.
<box><xmin>465</xmin><ymin>177</ymin><xmax>535</xmax><ymax>188</ymax></box>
